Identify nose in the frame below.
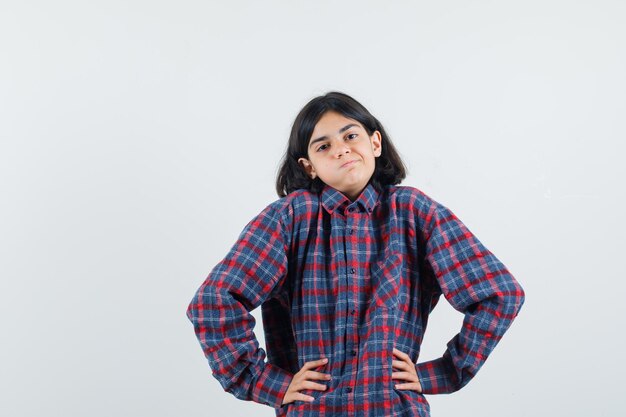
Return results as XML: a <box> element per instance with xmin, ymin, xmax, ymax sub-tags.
<box><xmin>334</xmin><ymin>141</ymin><xmax>350</xmax><ymax>158</ymax></box>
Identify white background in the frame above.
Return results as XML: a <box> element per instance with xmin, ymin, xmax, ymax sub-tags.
<box><xmin>1</xmin><ymin>1</ymin><xmax>624</xmax><ymax>416</ymax></box>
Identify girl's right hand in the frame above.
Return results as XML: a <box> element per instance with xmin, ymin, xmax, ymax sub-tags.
<box><xmin>281</xmin><ymin>358</ymin><xmax>332</xmax><ymax>405</ymax></box>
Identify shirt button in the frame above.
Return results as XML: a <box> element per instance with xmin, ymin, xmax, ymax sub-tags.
<box><xmin>348</xmin><ymin>229</ymin><xmax>354</xmax><ymax>235</ymax></box>
<box><xmin>351</xmin><ymin>309</ymin><xmax>356</xmax><ymax>315</ymax></box>
<box><xmin>348</xmin><ymin>207</ymin><xmax>355</xmax><ymax>212</ymax></box>
<box><xmin>350</xmin><ymin>350</ymin><xmax>357</xmax><ymax>356</ymax></box>
<box><xmin>349</xmin><ymin>268</ymin><xmax>355</xmax><ymax>274</ymax></box>
<box><xmin>345</xmin><ymin>387</ymin><xmax>353</xmax><ymax>393</ymax></box>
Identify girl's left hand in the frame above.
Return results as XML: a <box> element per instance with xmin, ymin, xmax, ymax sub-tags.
<box><xmin>391</xmin><ymin>347</ymin><xmax>423</xmax><ymax>393</ymax></box>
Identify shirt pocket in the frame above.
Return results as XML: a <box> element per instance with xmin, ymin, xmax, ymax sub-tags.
<box><xmin>369</xmin><ymin>251</ymin><xmax>403</xmax><ymax>311</ymax></box>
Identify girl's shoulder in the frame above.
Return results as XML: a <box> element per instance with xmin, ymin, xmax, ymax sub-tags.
<box><xmin>264</xmin><ymin>188</ymin><xmax>321</xmax><ymax>217</ymax></box>
<box><xmin>384</xmin><ymin>184</ymin><xmax>440</xmax><ymax>212</ymax></box>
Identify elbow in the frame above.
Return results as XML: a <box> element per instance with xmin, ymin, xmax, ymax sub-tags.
<box><xmin>503</xmin><ymin>277</ymin><xmax>525</xmax><ymax>318</ymax></box>
<box><xmin>487</xmin><ymin>273</ymin><xmax>525</xmax><ymax>319</ymax></box>
<box><xmin>186</xmin><ymin>302</ymin><xmax>194</xmax><ymax>322</ymax></box>
<box><xmin>517</xmin><ymin>285</ymin><xmax>525</xmax><ymax>310</ymax></box>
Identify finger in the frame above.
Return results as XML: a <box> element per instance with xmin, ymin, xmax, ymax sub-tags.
<box><xmin>305</xmin><ymin>370</ymin><xmax>332</xmax><ymax>380</ymax></box>
<box><xmin>395</xmin><ymin>382</ymin><xmax>422</xmax><ymax>392</ymax></box>
<box><xmin>294</xmin><ymin>392</ymin><xmax>316</xmax><ymax>402</ymax></box>
<box><xmin>303</xmin><ymin>358</ymin><xmax>329</xmax><ymax>370</ymax></box>
<box><xmin>392</xmin><ymin>348</ymin><xmax>410</xmax><ymax>360</ymax></box>
<box><xmin>392</xmin><ymin>370</ymin><xmax>418</xmax><ymax>381</ymax></box>
<box><xmin>301</xmin><ymin>380</ymin><xmax>328</xmax><ymax>391</ymax></box>
<box><xmin>392</xmin><ymin>360</ymin><xmax>410</xmax><ymax>370</ymax></box>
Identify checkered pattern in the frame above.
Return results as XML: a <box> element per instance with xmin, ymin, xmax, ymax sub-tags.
<box><xmin>186</xmin><ymin>183</ymin><xmax>525</xmax><ymax>416</ymax></box>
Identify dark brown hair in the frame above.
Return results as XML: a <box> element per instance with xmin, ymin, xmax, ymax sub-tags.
<box><xmin>276</xmin><ymin>91</ymin><xmax>407</xmax><ymax>197</ymax></box>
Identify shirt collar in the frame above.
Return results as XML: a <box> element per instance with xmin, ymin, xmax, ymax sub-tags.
<box><xmin>320</xmin><ymin>182</ymin><xmax>380</xmax><ymax>214</ymax></box>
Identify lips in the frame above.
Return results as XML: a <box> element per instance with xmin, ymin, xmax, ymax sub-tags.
<box><xmin>341</xmin><ymin>160</ymin><xmax>358</xmax><ymax>168</ymax></box>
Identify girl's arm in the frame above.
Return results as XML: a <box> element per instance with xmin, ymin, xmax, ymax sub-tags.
<box><xmin>186</xmin><ymin>202</ymin><xmax>294</xmax><ymax>408</ymax></box>
<box><xmin>415</xmin><ymin>200</ymin><xmax>525</xmax><ymax>394</ymax></box>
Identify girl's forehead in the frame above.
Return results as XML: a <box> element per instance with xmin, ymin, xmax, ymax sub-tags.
<box><xmin>310</xmin><ymin>111</ymin><xmax>363</xmax><ymax>139</ymax></box>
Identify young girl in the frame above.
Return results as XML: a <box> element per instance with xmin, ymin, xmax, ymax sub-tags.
<box><xmin>186</xmin><ymin>92</ymin><xmax>525</xmax><ymax>417</ymax></box>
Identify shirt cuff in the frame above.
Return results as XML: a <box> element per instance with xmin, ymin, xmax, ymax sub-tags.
<box><xmin>415</xmin><ymin>356</ymin><xmax>458</xmax><ymax>395</ymax></box>
<box><xmin>254</xmin><ymin>362</ymin><xmax>293</xmax><ymax>408</ymax></box>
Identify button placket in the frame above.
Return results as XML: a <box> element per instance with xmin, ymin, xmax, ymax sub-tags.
<box><xmin>343</xmin><ymin>204</ymin><xmax>359</xmax><ymax>398</ymax></box>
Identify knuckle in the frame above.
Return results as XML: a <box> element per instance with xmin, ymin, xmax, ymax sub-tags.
<box><xmin>299</xmin><ymin>393</ymin><xmax>313</xmax><ymax>402</ymax></box>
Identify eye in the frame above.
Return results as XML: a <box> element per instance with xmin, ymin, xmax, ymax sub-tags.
<box><xmin>347</xmin><ymin>133</ymin><xmax>358</xmax><ymax>140</ymax></box>
<box><xmin>316</xmin><ymin>143</ymin><xmax>329</xmax><ymax>152</ymax></box>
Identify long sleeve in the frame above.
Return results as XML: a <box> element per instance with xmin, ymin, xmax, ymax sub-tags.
<box><xmin>186</xmin><ymin>203</ymin><xmax>294</xmax><ymax>408</ymax></box>
<box><xmin>415</xmin><ymin>201</ymin><xmax>525</xmax><ymax>394</ymax></box>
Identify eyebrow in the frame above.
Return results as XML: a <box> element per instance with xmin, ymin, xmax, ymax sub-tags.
<box><xmin>309</xmin><ymin>123</ymin><xmax>360</xmax><ymax>149</ymax></box>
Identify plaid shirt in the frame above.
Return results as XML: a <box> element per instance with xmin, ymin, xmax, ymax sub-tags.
<box><xmin>186</xmin><ymin>183</ymin><xmax>525</xmax><ymax>417</ymax></box>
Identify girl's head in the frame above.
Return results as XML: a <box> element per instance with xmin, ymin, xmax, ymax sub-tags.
<box><xmin>276</xmin><ymin>91</ymin><xmax>407</xmax><ymax>199</ymax></box>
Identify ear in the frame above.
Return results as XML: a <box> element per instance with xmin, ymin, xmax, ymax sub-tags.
<box><xmin>298</xmin><ymin>157</ymin><xmax>317</xmax><ymax>179</ymax></box>
<box><xmin>371</xmin><ymin>131</ymin><xmax>382</xmax><ymax>157</ymax></box>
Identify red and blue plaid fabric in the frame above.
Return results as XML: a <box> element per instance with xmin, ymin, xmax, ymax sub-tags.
<box><xmin>186</xmin><ymin>183</ymin><xmax>525</xmax><ymax>417</ymax></box>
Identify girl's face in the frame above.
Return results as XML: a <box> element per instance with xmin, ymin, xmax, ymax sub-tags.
<box><xmin>298</xmin><ymin>111</ymin><xmax>382</xmax><ymax>201</ymax></box>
